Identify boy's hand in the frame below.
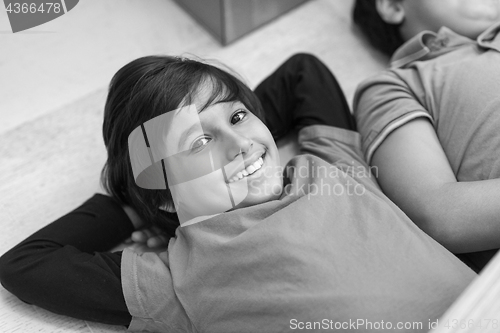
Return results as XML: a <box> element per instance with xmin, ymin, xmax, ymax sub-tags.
<box><xmin>121</xmin><ymin>205</ymin><xmax>170</xmax><ymax>250</ymax></box>
<box><xmin>126</xmin><ymin>226</ymin><xmax>170</xmax><ymax>249</ymax></box>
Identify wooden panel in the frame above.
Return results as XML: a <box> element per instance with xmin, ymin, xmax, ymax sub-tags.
<box><xmin>174</xmin><ymin>0</ymin><xmax>308</xmax><ymax>44</ymax></box>
<box><xmin>173</xmin><ymin>0</ymin><xmax>223</xmax><ymax>41</ymax></box>
<box><xmin>223</xmin><ymin>0</ymin><xmax>308</xmax><ymax>44</ymax></box>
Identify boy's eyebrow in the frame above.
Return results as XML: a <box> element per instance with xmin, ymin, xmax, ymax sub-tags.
<box><xmin>177</xmin><ymin>123</ymin><xmax>199</xmax><ymax>151</ymax></box>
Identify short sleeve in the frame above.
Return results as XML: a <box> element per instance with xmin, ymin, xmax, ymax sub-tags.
<box><xmin>353</xmin><ymin>71</ymin><xmax>434</xmax><ymax>163</ymax></box>
<box><xmin>121</xmin><ymin>248</ymin><xmax>195</xmax><ymax>332</ymax></box>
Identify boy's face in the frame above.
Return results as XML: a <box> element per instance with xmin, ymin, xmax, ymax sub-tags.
<box><xmin>163</xmin><ymin>86</ymin><xmax>283</xmax><ymax>224</ymax></box>
<box><xmin>395</xmin><ymin>0</ymin><xmax>500</xmax><ymax>40</ymax></box>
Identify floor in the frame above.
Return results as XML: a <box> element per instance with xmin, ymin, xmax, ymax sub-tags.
<box><xmin>0</xmin><ymin>0</ymin><xmax>387</xmax><ymax>135</ymax></box>
<box><xmin>0</xmin><ymin>0</ymin><xmax>220</xmax><ymax>135</ymax></box>
<box><xmin>0</xmin><ymin>1</ymin><xmax>388</xmax><ymax>331</ymax></box>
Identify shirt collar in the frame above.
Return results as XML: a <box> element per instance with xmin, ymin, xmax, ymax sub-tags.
<box><xmin>477</xmin><ymin>21</ymin><xmax>500</xmax><ymax>51</ymax></box>
<box><xmin>390</xmin><ymin>21</ymin><xmax>500</xmax><ymax>69</ymax></box>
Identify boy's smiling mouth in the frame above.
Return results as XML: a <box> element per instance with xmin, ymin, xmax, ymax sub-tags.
<box><xmin>227</xmin><ymin>152</ymin><xmax>266</xmax><ymax>183</ymax></box>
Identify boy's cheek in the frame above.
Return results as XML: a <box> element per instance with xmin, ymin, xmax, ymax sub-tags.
<box><xmin>246</xmin><ymin>174</ymin><xmax>284</xmax><ymax>200</ymax></box>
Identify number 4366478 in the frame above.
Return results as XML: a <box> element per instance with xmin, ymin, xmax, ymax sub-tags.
<box><xmin>6</xmin><ymin>3</ymin><xmax>62</xmax><ymax>14</ymax></box>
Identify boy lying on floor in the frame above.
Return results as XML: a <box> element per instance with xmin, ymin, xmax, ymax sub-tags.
<box><xmin>0</xmin><ymin>54</ymin><xmax>475</xmax><ymax>332</ymax></box>
<box><xmin>353</xmin><ymin>0</ymin><xmax>500</xmax><ymax>272</ymax></box>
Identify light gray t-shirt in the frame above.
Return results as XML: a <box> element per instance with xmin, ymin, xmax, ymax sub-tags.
<box><xmin>121</xmin><ymin>125</ymin><xmax>475</xmax><ymax>332</ymax></box>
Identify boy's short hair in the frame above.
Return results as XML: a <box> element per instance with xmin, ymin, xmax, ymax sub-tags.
<box><xmin>101</xmin><ymin>55</ymin><xmax>264</xmax><ymax>236</ymax></box>
<box><xmin>352</xmin><ymin>0</ymin><xmax>405</xmax><ymax>56</ymax></box>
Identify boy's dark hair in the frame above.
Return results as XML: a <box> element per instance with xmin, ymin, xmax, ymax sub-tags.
<box><xmin>352</xmin><ymin>0</ymin><xmax>405</xmax><ymax>56</ymax></box>
<box><xmin>101</xmin><ymin>55</ymin><xmax>264</xmax><ymax>236</ymax></box>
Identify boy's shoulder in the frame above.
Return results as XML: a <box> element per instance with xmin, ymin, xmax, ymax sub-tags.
<box><xmin>390</xmin><ymin>22</ymin><xmax>500</xmax><ymax>69</ymax></box>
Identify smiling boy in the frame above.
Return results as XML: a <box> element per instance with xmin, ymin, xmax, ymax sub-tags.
<box><xmin>0</xmin><ymin>54</ymin><xmax>476</xmax><ymax>332</ymax></box>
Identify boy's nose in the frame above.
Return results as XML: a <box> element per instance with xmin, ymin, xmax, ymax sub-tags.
<box><xmin>226</xmin><ymin>130</ymin><xmax>253</xmax><ymax>160</ymax></box>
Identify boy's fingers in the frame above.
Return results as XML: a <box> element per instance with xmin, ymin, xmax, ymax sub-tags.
<box><xmin>146</xmin><ymin>236</ymin><xmax>162</xmax><ymax>248</ymax></box>
<box><xmin>146</xmin><ymin>235</ymin><xmax>169</xmax><ymax>248</ymax></box>
<box><xmin>131</xmin><ymin>230</ymin><xmax>148</xmax><ymax>243</ymax></box>
<box><xmin>131</xmin><ymin>227</ymin><xmax>169</xmax><ymax>248</ymax></box>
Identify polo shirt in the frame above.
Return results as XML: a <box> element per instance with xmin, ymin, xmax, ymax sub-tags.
<box><xmin>354</xmin><ymin>23</ymin><xmax>500</xmax><ymax>181</ymax></box>
<box><xmin>353</xmin><ymin>23</ymin><xmax>500</xmax><ymax>270</ymax></box>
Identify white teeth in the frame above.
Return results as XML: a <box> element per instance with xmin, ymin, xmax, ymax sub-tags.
<box><xmin>228</xmin><ymin>154</ymin><xmax>265</xmax><ymax>183</ymax></box>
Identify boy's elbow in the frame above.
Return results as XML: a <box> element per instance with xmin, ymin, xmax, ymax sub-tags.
<box><xmin>415</xmin><ymin>204</ymin><xmax>465</xmax><ymax>253</ymax></box>
<box><xmin>420</xmin><ymin>221</ymin><xmax>458</xmax><ymax>252</ymax></box>
<box><xmin>0</xmin><ymin>252</ymin><xmax>18</xmax><ymax>292</ymax></box>
<box><xmin>0</xmin><ymin>249</ymin><xmax>33</xmax><ymax>300</ymax></box>
<box><xmin>0</xmin><ymin>252</ymin><xmax>15</xmax><ymax>290</ymax></box>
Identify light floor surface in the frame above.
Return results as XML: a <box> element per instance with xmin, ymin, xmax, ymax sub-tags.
<box><xmin>0</xmin><ymin>0</ymin><xmax>387</xmax><ymax>331</ymax></box>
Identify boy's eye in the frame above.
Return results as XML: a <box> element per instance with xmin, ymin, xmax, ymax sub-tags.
<box><xmin>191</xmin><ymin>137</ymin><xmax>211</xmax><ymax>151</ymax></box>
<box><xmin>231</xmin><ymin>110</ymin><xmax>247</xmax><ymax>125</ymax></box>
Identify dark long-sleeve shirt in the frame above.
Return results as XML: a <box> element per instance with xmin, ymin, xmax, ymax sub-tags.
<box><xmin>0</xmin><ymin>194</ymin><xmax>133</xmax><ymax>325</ymax></box>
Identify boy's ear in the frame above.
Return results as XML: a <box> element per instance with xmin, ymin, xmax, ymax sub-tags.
<box><xmin>375</xmin><ymin>0</ymin><xmax>405</xmax><ymax>24</ymax></box>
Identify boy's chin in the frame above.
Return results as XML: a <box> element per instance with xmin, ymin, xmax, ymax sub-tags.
<box><xmin>232</xmin><ymin>187</ymin><xmax>284</xmax><ymax>210</ymax></box>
